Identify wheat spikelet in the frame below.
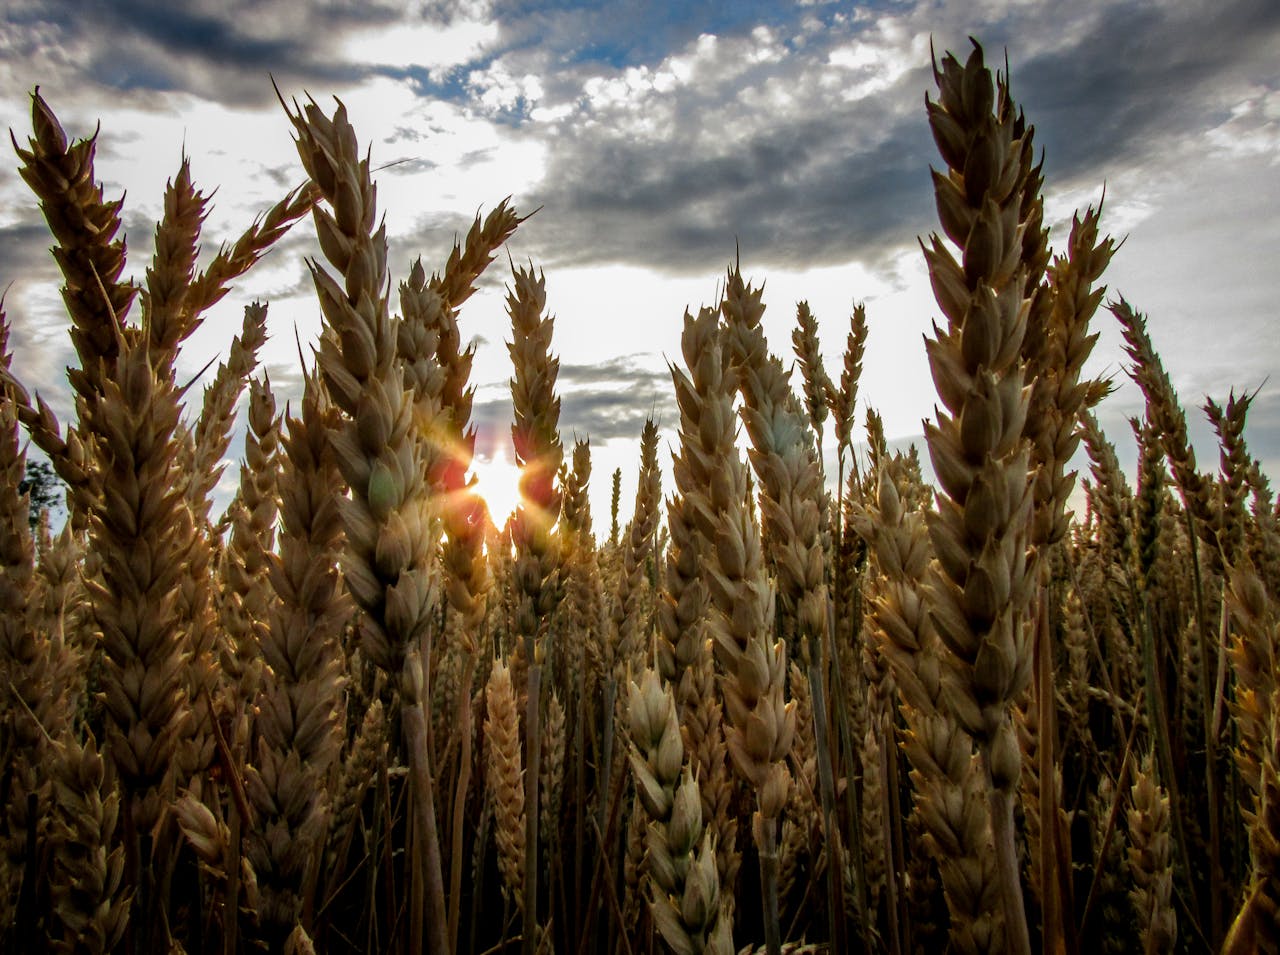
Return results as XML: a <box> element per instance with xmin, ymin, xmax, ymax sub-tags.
<box><xmin>1113</xmin><ymin>298</ymin><xmax>1220</xmax><ymax>569</ymax></box>
<box><xmin>791</xmin><ymin>300</ymin><xmax>833</xmax><ymax>463</ymax></box>
<box><xmin>218</xmin><ymin>375</ymin><xmax>281</xmax><ymax>706</ymax></box>
<box><xmin>612</xmin><ymin>417</ymin><xmax>661</xmax><ymax>676</ymax></box>
<box><xmin>173</xmin><ymin>787</ymin><xmax>229</xmax><ymax>877</ymax></box>
<box><xmin>12</xmin><ymin>90</ymin><xmax>136</xmax><ymax>409</ymax></box>
<box><xmin>47</xmin><ymin>731</ymin><xmax>130</xmax><ymax>954</ymax></box>
<box><xmin>242</xmin><ymin>370</ymin><xmax>348</xmax><ymax>941</ymax></box>
<box><xmin>485</xmin><ymin>658</ymin><xmax>526</xmax><ymax>907</ymax></box>
<box><xmin>1127</xmin><ymin>754</ymin><xmax>1177</xmax><ymax>954</ymax></box>
<box><xmin>187</xmin><ymin>301</ymin><xmax>270</xmax><ymax>515</ymax></box>
<box><xmin>854</xmin><ymin>464</ymin><xmax>1004</xmax><ymax>953</ymax></box>
<box><xmin>284</xmin><ymin>924</ymin><xmax>318</xmax><ymax>955</ymax></box>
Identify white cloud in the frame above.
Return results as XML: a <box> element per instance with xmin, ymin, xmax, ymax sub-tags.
<box><xmin>339</xmin><ymin>14</ymin><xmax>499</xmax><ymax>77</ymax></box>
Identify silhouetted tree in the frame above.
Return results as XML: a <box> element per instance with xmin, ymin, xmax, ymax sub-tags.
<box><xmin>18</xmin><ymin>459</ymin><xmax>63</xmax><ymax>531</ymax></box>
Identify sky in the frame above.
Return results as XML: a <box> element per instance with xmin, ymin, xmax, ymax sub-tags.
<box><xmin>0</xmin><ymin>0</ymin><xmax>1278</xmax><ymax>528</ymax></box>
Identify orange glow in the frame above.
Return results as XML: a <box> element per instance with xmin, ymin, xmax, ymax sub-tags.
<box><xmin>469</xmin><ymin>446</ymin><xmax>523</xmax><ymax>529</ymax></box>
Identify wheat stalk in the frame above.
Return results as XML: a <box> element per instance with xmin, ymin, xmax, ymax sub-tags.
<box><xmin>284</xmin><ymin>91</ymin><xmax>448</xmax><ymax>954</ymax></box>
<box><xmin>672</xmin><ymin>284</ymin><xmax>794</xmax><ymax>954</ymax></box>
<box><xmin>242</xmin><ymin>369</ymin><xmax>349</xmax><ymax>944</ymax></box>
<box><xmin>485</xmin><ymin>658</ymin><xmax>526</xmax><ymax>908</ymax></box>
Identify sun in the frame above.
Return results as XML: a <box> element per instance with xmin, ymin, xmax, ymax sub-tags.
<box><xmin>470</xmin><ymin>445</ymin><xmax>524</xmax><ymax>529</ymax></box>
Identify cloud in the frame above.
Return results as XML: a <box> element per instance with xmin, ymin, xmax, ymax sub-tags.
<box><xmin>469</xmin><ymin>352</ymin><xmax>675</xmax><ymax>455</ymax></box>
<box><xmin>451</xmin><ymin>0</ymin><xmax>1280</xmax><ymax>279</ymax></box>
<box><xmin>0</xmin><ymin>0</ymin><xmax>498</xmax><ymax>108</ymax></box>
<box><xmin>0</xmin><ymin>219</ymin><xmax>55</xmax><ymax>280</ymax></box>
<box><xmin>1006</xmin><ymin>0</ymin><xmax>1280</xmax><ymax>187</ymax></box>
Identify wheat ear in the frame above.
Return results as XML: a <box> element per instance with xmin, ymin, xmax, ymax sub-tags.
<box><xmin>187</xmin><ymin>301</ymin><xmax>270</xmax><ymax>516</ymax></box>
<box><xmin>0</xmin><ymin>387</ymin><xmax>50</xmax><ymax>932</ymax></box>
<box><xmin>628</xmin><ymin>669</ymin><xmax>733</xmax><ymax>954</ymax></box>
<box><xmin>12</xmin><ymin>90</ymin><xmax>136</xmax><ymax>409</ymax></box>
<box><xmin>855</xmin><ymin>464</ymin><xmax>1004</xmax><ymax>953</ymax></box>
<box><xmin>676</xmin><ymin>288</ymin><xmax>793</xmax><ymax>954</ymax></box>
<box><xmin>1127</xmin><ymin>754</ymin><xmax>1177</xmax><ymax>954</ymax></box>
<box><xmin>485</xmin><ymin>658</ymin><xmax>527</xmax><ymax>907</ymax></box>
<box><xmin>285</xmin><ymin>91</ymin><xmax>448</xmax><ymax>954</ymax></box>
<box><xmin>1113</xmin><ymin>298</ymin><xmax>1219</xmax><ymax>567</ymax></box>
<box><xmin>721</xmin><ymin>264</ymin><xmax>843</xmax><ymax>945</ymax></box>
<box><xmin>791</xmin><ymin>300</ymin><xmax>834</xmax><ymax>468</ymax></box>
<box><xmin>504</xmin><ymin>260</ymin><xmax>567</xmax><ymax>947</ymax></box>
<box><xmin>660</xmin><ymin>315</ymin><xmax>741</xmax><ymax>894</ymax></box>
<box><xmin>243</xmin><ymin>370</ymin><xmax>349</xmax><ymax>944</ymax></box>
<box><xmin>218</xmin><ymin>375</ymin><xmax>281</xmax><ymax>708</ymax></box>
<box><xmin>921</xmin><ymin>42</ymin><xmax>1043</xmax><ymax>953</ymax></box>
<box><xmin>47</xmin><ymin>731</ymin><xmax>130</xmax><ymax>954</ymax></box>
<box><xmin>613</xmin><ymin>417</ymin><xmax>662</xmax><ymax>677</ymax></box>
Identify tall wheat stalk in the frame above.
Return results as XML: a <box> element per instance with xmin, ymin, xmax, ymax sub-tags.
<box><xmin>920</xmin><ymin>42</ymin><xmax>1039</xmax><ymax>954</ymax></box>
<box><xmin>284</xmin><ymin>92</ymin><xmax>448</xmax><ymax>955</ymax></box>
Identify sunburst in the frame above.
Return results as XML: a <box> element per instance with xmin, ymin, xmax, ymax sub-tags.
<box><xmin>469</xmin><ymin>444</ymin><xmax>523</xmax><ymax>529</ymax></box>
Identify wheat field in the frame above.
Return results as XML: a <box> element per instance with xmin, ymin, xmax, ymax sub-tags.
<box><xmin>0</xmin><ymin>40</ymin><xmax>1276</xmax><ymax>955</ymax></box>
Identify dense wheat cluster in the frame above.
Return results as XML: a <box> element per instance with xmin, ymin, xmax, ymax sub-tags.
<box><xmin>1</xmin><ymin>41</ymin><xmax>1276</xmax><ymax>955</ymax></box>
